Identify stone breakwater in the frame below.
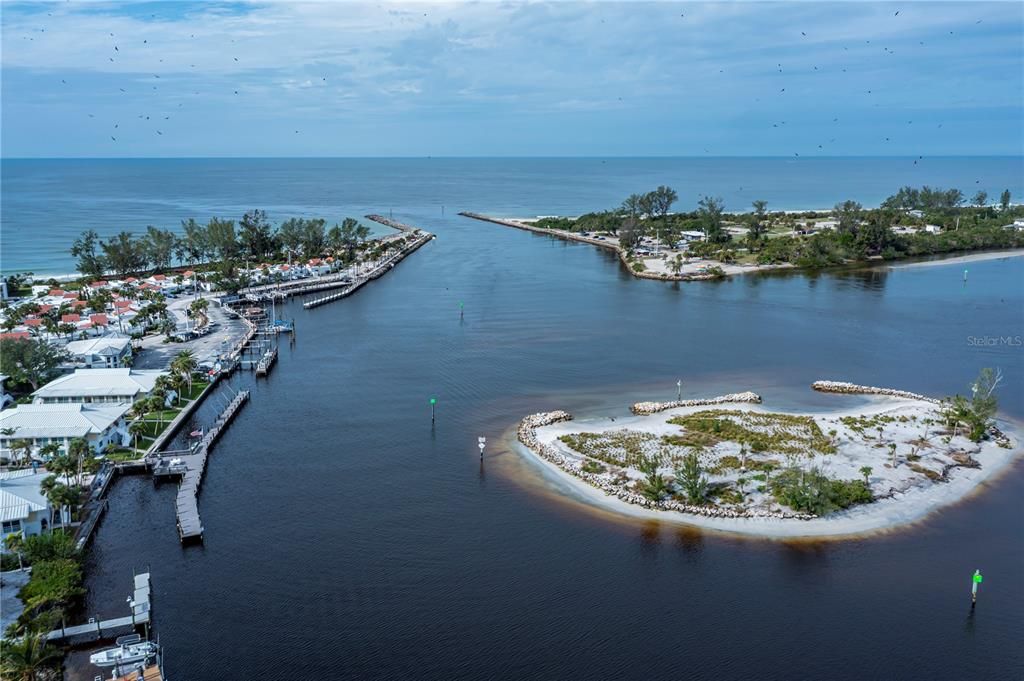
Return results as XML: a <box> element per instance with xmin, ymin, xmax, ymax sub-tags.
<box><xmin>811</xmin><ymin>381</ymin><xmax>942</xmax><ymax>404</ymax></box>
<box><xmin>517</xmin><ymin>410</ymin><xmax>816</xmax><ymax>521</ymax></box>
<box><xmin>813</xmin><ymin>380</ymin><xmax>1011</xmax><ymax>448</ymax></box>
<box><xmin>631</xmin><ymin>391</ymin><xmax>763</xmax><ymax>415</ymax></box>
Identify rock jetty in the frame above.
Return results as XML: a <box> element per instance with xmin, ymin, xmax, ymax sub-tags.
<box><xmin>631</xmin><ymin>391</ymin><xmax>762</xmax><ymax>415</ymax></box>
<box><xmin>811</xmin><ymin>381</ymin><xmax>942</xmax><ymax>404</ymax></box>
<box><xmin>517</xmin><ymin>409</ymin><xmax>815</xmax><ymax>521</ymax></box>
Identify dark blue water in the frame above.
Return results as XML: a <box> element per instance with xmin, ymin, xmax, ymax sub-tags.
<box><xmin>68</xmin><ymin>205</ymin><xmax>1023</xmax><ymax>680</ymax></box>
<box><xmin>3</xmin><ymin>156</ymin><xmax>1022</xmax><ymax>274</ymax></box>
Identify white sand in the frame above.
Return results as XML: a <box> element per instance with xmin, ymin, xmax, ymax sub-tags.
<box><xmin>519</xmin><ymin>398</ymin><xmax>1021</xmax><ymax>539</ymax></box>
<box><xmin>885</xmin><ymin>248</ymin><xmax>1024</xmax><ymax>270</ymax></box>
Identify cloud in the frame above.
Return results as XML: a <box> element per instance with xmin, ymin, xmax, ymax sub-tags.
<box><xmin>1</xmin><ymin>1</ymin><xmax>1021</xmax><ymax>156</ymax></box>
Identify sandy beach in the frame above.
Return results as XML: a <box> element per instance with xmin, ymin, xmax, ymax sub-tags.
<box><xmin>517</xmin><ymin>394</ymin><xmax>1021</xmax><ymax>539</ymax></box>
<box><xmin>884</xmin><ymin>248</ymin><xmax>1024</xmax><ymax>269</ymax></box>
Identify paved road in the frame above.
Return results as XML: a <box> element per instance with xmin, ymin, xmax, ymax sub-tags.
<box><xmin>0</xmin><ymin>568</ymin><xmax>31</xmax><ymax>632</ymax></box>
<box><xmin>133</xmin><ymin>296</ymin><xmax>247</xmax><ymax>371</ymax></box>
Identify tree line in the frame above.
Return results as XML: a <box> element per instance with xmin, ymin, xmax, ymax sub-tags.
<box><xmin>70</xmin><ymin>209</ymin><xmax>373</xmax><ymax>281</ymax></box>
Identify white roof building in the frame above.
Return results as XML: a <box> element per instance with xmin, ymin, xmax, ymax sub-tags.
<box><xmin>32</xmin><ymin>368</ymin><xmax>165</xmax><ymax>405</ymax></box>
<box><xmin>0</xmin><ymin>468</ymin><xmax>51</xmax><ymax>539</ymax></box>
<box><xmin>0</xmin><ymin>402</ymin><xmax>131</xmax><ymax>457</ymax></box>
<box><xmin>65</xmin><ymin>336</ymin><xmax>133</xmax><ymax>369</ymax></box>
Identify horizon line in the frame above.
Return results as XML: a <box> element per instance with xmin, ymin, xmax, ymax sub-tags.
<box><xmin>3</xmin><ymin>154</ymin><xmax>1023</xmax><ymax>161</ymax></box>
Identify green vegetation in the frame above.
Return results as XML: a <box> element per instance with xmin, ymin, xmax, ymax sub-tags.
<box><xmin>674</xmin><ymin>452</ymin><xmax>709</xmax><ymax>504</ymax></box>
<box><xmin>558</xmin><ymin>430</ymin><xmax>659</xmax><ymax>468</ymax></box>
<box><xmin>942</xmin><ymin>368</ymin><xmax>1002</xmax><ymax>442</ymax></box>
<box><xmin>526</xmin><ymin>184</ymin><xmax>1023</xmax><ymax>275</ymax></box>
<box><xmin>636</xmin><ymin>456</ymin><xmax>669</xmax><ymax>501</ymax></box>
<box><xmin>667</xmin><ymin>410</ymin><xmax>835</xmax><ymax>455</ymax></box>
<box><xmin>770</xmin><ymin>467</ymin><xmax>873</xmax><ymax>515</ymax></box>
<box><xmin>580</xmin><ymin>460</ymin><xmax>606</xmax><ymax>474</ymax></box>
<box><xmin>0</xmin><ymin>338</ymin><xmax>70</xmax><ymax>392</ymax></box>
<box><xmin>4</xmin><ymin>531</ymin><xmax>86</xmax><ymax>650</ymax></box>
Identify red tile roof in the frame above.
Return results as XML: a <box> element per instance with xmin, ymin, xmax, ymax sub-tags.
<box><xmin>72</xmin><ymin>300</ymin><xmax>88</xmax><ymax>308</ymax></box>
<box><xmin>90</xmin><ymin>314</ymin><xmax>109</xmax><ymax>326</ymax></box>
<box><xmin>0</xmin><ymin>332</ymin><xmax>30</xmax><ymax>340</ymax></box>
<box><xmin>61</xmin><ymin>314</ymin><xmax>81</xmax><ymax>323</ymax></box>
<box><xmin>48</xmin><ymin>289</ymin><xmax>64</xmax><ymax>296</ymax></box>
<box><xmin>63</xmin><ymin>292</ymin><xmax>78</xmax><ymax>299</ymax></box>
<box><xmin>23</xmin><ymin>318</ymin><xmax>43</xmax><ymax>327</ymax></box>
<box><xmin>37</xmin><ymin>304</ymin><xmax>53</xmax><ymax>313</ymax></box>
<box><xmin>152</xmin><ymin>274</ymin><xmax>166</xmax><ymax>281</ymax></box>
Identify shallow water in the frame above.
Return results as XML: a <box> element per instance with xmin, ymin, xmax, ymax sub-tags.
<box><xmin>64</xmin><ymin>204</ymin><xmax>1024</xmax><ymax>680</ymax></box>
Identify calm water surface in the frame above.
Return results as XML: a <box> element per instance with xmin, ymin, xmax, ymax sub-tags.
<box><xmin>3</xmin><ymin>156</ymin><xmax>1023</xmax><ymax>273</ymax></box>
<box><xmin>68</xmin><ymin>208</ymin><xmax>1023</xmax><ymax>680</ymax></box>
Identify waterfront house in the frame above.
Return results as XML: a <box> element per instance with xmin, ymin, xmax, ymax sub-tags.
<box><xmin>0</xmin><ymin>402</ymin><xmax>131</xmax><ymax>458</ymax></box>
<box><xmin>923</xmin><ymin>224</ymin><xmax>942</xmax><ymax>234</ymax></box>
<box><xmin>0</xmin><ymin>469</ymin><xmax>52</xmax><ymax>543</ymax></box>
<box><xmin>32</xmin><ymin>368</ymin><xmax>169</xmax><ymax>405</ymax></box>
<box><xmin>65</xmin><ymin>336</ymin><xmax>133</xmax><ymax>369</ymax></box>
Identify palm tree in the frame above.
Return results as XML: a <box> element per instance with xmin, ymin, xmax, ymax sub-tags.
<box><xmin>0</xmin><ymin>632</ymin><xmax>63</xmax><ymax>680</ymax></box>
<box><xmin>9</xmin><ymin>438</ymin><xmax>34</xmax><ymax>465</ymax></box>
<box><xmin>859</xmin><ymin>466</ymin><xmax>873</xmax><ymax>485</ymax></box>
<box><xmin>172</xmin><ymin>350</ymin><xmax>197</xmax><ymax>393</ymax></box>
<box><xmin>68</xmin><ymin>438</ymin><xmax>91</xmax><ymax>486</ymax></box>
<box><xmin>39</xmin><ymin>475</ymin><xmax>59</xmax><ymax>529</ymax></box>
<box><xmin>129</xmin><ymin>420</ymin><xmax>147</xmax><ymax>452</ymax></box>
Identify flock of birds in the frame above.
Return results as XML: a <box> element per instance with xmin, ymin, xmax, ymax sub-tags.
<box><xmin>16</xmin><ymin>6</ymin><xmax>997</xmax><ymax>166</ymax></box>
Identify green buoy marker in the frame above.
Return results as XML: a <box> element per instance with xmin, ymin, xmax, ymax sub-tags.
<box><xmin>971</xmin><ymin>569</ymin><xmax>982</xmax><ymax>604</ymax></box>
<box><xmin>963</xmin><ymin>268</ymin><xmax>969</xmax><ymax>282</ymax></box>
<box><xmin>459</xmin><ymin>301</ymin><xmax>464</xmax><ymax>319</ymax></box>
<box><xmin>430</xmin><ymin>397</ymin><xmax>437</xmax><ymax>423</ymax></box>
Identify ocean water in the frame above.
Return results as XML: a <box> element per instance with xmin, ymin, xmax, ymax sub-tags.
<box><xmin>2</xmin><ymin>156</ymin><xmax>1022</xmax><ymax>274</ymax></box>
<box><xmin>66</xmin><ymin>210</ymin><xmax>1023</xmax><ymax>679</ymax></box>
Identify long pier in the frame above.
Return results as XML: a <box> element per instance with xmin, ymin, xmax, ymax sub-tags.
<box><xmin>255</xmin><ymin>346</ymin><xmax>278</xmax><ymax>376</ymax></box>
<box><xmin>46</xmin><ymin>572</ymin><xmax>151</xmax><ymax>642</ymax></box>
<box><xmin>151</xmin><ymin>389</ymin><xmax>249</xmax><ymax>542</ymax></box>
<box><xmin>304</xmin><ymin>227</ymin><xmax>433</xmax><ymax>309</ymax></box>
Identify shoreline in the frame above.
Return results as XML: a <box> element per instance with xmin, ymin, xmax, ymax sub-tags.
<box><xmin>458</xmin><ymin>212</ymin><xmax>1024</xmax><ymax>283</ymax></box>
<box><xmin>514</xmin><ymin>389</ymin><xmax>1021</xmax><ymax>540</ymax></box>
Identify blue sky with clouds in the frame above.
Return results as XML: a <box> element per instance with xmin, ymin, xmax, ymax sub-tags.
<box><xmin>2</xmin><ymin>1</ymin><xmax>1021</xmax><ymax>157</ymax></box>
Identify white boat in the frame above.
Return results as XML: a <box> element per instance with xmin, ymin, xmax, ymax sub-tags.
<box><xmin>89</xmin><ymin>638</ymin><xmax>158</xmax><ymax>668</ymax></box>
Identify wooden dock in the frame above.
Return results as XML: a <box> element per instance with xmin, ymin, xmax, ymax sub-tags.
<box><xmin>304</xmin><ymin>229</ymin><xmax>433</xmax><ymax>309</ymax></box>
<box><xmin>46</xmin><ymin>573</ymin><xmax>151</xmax><ymax>642</ymax></box>
<box><xmin>169</xmin><ymin>389</ymin><xmax>250</xmax><ymax>542</ymax></box>
<box><xmin>255</xmin><ymin>346</ymin><xmax>278</xmax><ymax>376</ymax></box>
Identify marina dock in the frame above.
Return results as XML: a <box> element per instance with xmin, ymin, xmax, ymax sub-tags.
<box><xmin>149</xmin><ymin>389</ymin><xmax>250</xmax><ymax>542</ymax></box>
<box><xmin>255</xmin><ymin>346</ymin><xmax>278</xmax><ymax>376</ymax></box>
<box><xmin>304</xmin><ymin>227</ymin><xmax>433</xmax><ymax>309</ymax></box>
<box><xmin>46</xmin><ymin>573</ymin><xmax>151</xmax><ymax>643</ymax></box>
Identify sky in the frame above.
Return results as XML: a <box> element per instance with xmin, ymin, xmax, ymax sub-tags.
<box><xmin>1</xmin><ymin>1</ymin><xmax>1022</xmax><ymax>158</ymax></box>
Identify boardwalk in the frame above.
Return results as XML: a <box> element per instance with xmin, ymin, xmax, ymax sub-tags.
<box><xmin>304</xmin><ymin>229</ymin><xmax>433</xmax><ymax>309</ymax></box>
<box><xmin>151</xmin><ymin>389</ymin><xmax>249</xmax><ymax>542</ymax></box>
<box><xmin>46</xmin><ymin>573</ymin><xmax>151</xmax><ymax>642</ymax></box>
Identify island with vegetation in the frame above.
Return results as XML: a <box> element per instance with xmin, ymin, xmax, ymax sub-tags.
<box><xmin>515</xmin><ymin>370</ymin><xmax>1018</xmax><ymax>538</ymax></box>
<box><xmin>463</xmin><ymin>185</ymin><xmax>1024</xmax><ymax>281</ymax></box>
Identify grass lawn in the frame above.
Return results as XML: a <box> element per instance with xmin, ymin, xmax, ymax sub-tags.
<box><xmin>181</xmin><ymin>381</ymin><xmax>210</xmax><ymax>401</ymax></box>
<box><xmin>107</xmin><ymin>448</ymin><xmax>144</xmax><ymax>462</ymax></box>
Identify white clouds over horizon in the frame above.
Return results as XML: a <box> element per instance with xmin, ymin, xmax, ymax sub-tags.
<box><xmin>2</xmin><ymin>1</ymin><xmax>1021</xmax><ymax>157</ymax></box>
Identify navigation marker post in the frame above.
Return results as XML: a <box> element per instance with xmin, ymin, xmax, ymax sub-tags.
<box><xmin>460</xmin><ymin>301</ymin><xmax>464</xmax><ymax>320</ymax></box>
<box><xmin>971</xmin><ymin>569</ymin><xmax>982</xmax><ymax>604</ymax></box>
<box><xmin>963</xmin><ymin>268</ymin><xmax>968</xmax><ymax>283</ymax></box>
<box><xmin>430</xmin><ymin>397</ymin><xmax>437</xmax><ymax>424</ymax></box>
<box><xmin>677</xmin><ymin>379</ymin><xmax>682</xmax><ymax>401</ymax></box>
<box><xmin>478</xmin><ymin>436</ymin><xmax>487</xmax><ymax>459</ymax></box>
